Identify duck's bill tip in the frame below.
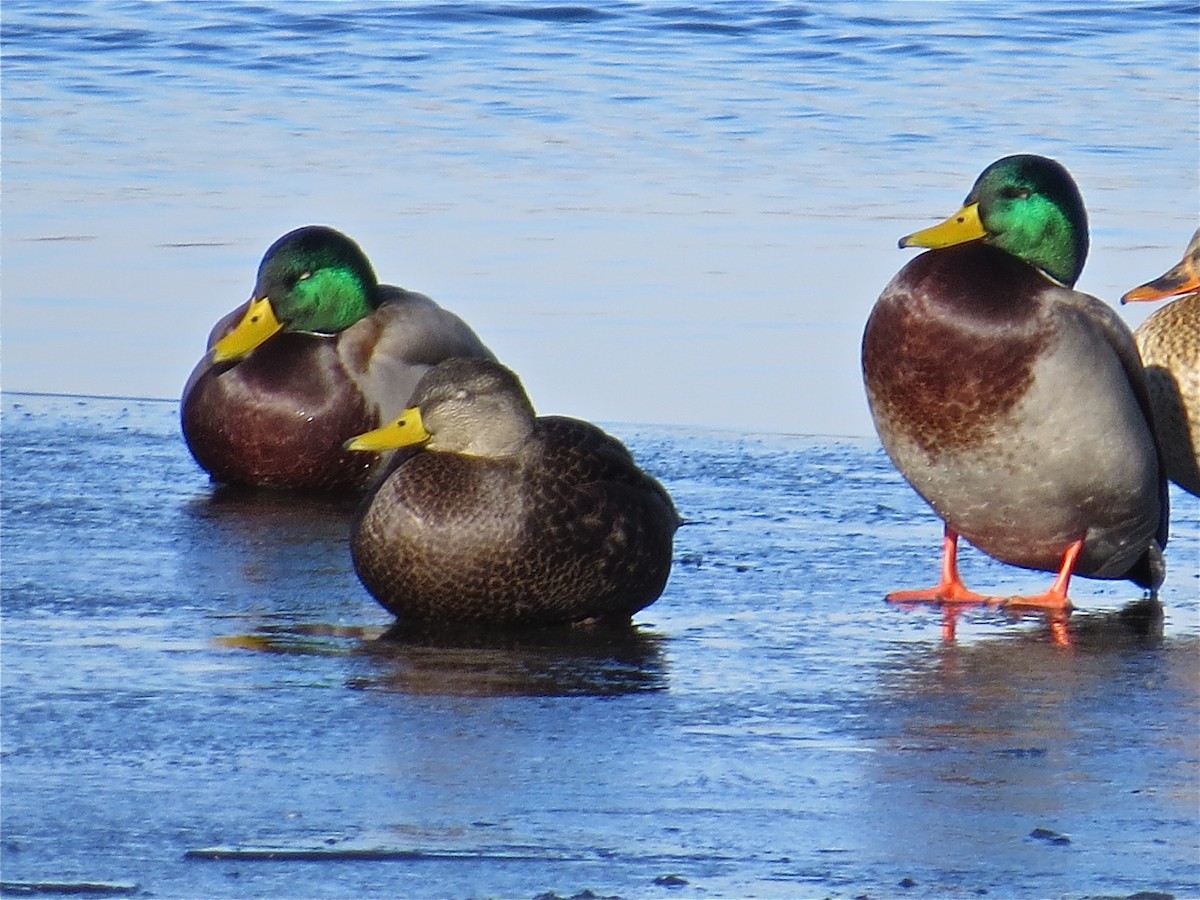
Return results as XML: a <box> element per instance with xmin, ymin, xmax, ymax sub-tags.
<box><xmin>899</xmin><ymin>202</ymin><xmax>986</xmax><ymax>251</ymax></box>
<box><xmin>344</xmin><ymin>408</ymin><xmax>429</xmax><ymax>452</ymax></box>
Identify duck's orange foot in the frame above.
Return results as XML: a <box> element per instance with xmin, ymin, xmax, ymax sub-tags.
<box><xmin>886</xmin><ymin>583</ymin><xmax>994</xmax><ymax>605</ymax></box>
<box><xmin>1000</xmin><ymin>596</ymin><xmax>1075</xmax><ymax>647</ymax></box>
<box><xmin>1000</xmin><ymin>592</ymin><xmax>1075</xmax><ymax>613</ymax></box>
<box><xmin>999</xmin><ymin>536</ymin><xmax>1084</xmax><ymax>618</ymax></box>
<box><xmin>887</xmin><ymin>527</ymin><xmax>1000</xmax><ymax>607</ymax></box>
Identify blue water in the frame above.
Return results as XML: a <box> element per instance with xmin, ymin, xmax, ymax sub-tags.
<box><xmin>2</xmin><ymin>1</ymin><xmax>1197</xmax><ymax>434</ymax></box>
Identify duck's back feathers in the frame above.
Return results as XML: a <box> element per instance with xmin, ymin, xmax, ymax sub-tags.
<box><xmin>350</xmin><ymin>286</ymin><xmax>497</xmax><ymax>371</ymax></box>
<box><xmin>334</xmin><ymin>287</ymin><xmax>497</xmax><ymax>421</ymax></box>
<box><xmin>536</xmin><ymin>416</ymin><xmax>669</xmax><ymax>495</ymax></box>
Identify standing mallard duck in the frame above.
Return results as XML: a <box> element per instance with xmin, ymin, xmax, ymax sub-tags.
<box><xmin>344</xmin><ymin>358</ymin><xmax>680</xmax><ymax>627</ymax></box>
<box><xmin>862</xmin><ymin>154</ymin><xmax>1168</xmax><ymax>623</ymax></box>
<box><xmin>181</xmin><ymin>226</ymin><xmax>495</xmax><ymax>492</ymax></box>
<box><xmin>1121</xmin><ymin>229</ymin><xmax>1200</xmax><ymax>496</ymax></box>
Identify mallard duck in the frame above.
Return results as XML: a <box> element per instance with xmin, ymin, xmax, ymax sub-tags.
<box><xmin>344</xmin><ymin>358</ymin><xmax>680</xmax><ymax>627</ymax></box>
<box><xmin>861</xmin><ymin>154</ymin><xmax>1168</xmax><ymax>622</ymax></box>
<box><xmin>181</xmin><ymin>226</ymin><xmax>495</xmax><ymax>492</ymax></box>
<box><xmin>1121</xmin><ymin>228</ymin><xmax>1200</xmax><ymax>496</ymax></box>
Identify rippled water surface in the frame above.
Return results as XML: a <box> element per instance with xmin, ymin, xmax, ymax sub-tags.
<box><xmin>2</xmin><ymin>395</ymin><xmax>1198</xmax><ymax>898</ymax></box>
<box><xmin>2</xmin><ymin>1</ymin><xmax>1197</xmax><ymax>434</ymax></box>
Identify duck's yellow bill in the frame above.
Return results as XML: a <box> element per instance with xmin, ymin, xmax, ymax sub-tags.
<box><xmin>1121</xmin><ymin>264</ymin><xmax>1200</xmax><ymax>304</ymax></box>
<box><xmin>344</xmin><ymin>407</ymin><xmax>430</xmax><ymax>452</ymax></box>
<box><xmin>899</xmin><ymin>202</ymin><xmax>986</xmax><ymax>250</ymax></box>
<box><xmin>211</xmin><ymin>296</ymin><xmax>283</xmax><ymax>363</ymax></box>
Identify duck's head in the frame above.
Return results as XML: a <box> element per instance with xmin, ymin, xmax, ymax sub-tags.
<box><xmin>345</xmin><ymin>358</ymin><xmax>536</xmax><ymax>459</ymax></box>
<box><xmin>211</xmin><ymin>225</ymin><xmax>379</xmax><ymax>363</ymax></box>
<box><xmin>1121</xmin><ymin>228</ymin><xmax>1200</xmax><ymax>304</ymax></box>
<box><xmin>899</xmin><ymin>154</ymin><xmax>1089</xmax><ymax>287</ymax></box>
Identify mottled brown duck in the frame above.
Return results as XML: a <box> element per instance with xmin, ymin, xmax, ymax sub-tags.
<box><xmin>345</xmin><ymin>358</ymin><xmax>680</xmax><ymax>627</ymax></box>
<box><xmin>1122</xmin><ymin>228</ymin><xmax>1200</xmax><ymax>496</ymax></box>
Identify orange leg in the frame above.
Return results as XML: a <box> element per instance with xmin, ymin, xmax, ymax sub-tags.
<box><xmin>887</xmin><ymin>527</ymin><xmax>993</xmax><ymax>605</ymax></box>
<box><xmin>1002</xmin><ymin>538</ymin><xmax>1082</xmax><ymax>613</ymax></box>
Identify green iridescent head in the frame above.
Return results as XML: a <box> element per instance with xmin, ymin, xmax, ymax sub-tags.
<box><xmin>212</xmin><ymin>226</ymin><xmax>379</xmax><ymax>362</ymax></box>
<box><xmin>901</xmin><ymin>154</ymin><xmax>1089</xmax><ymax>287</ymax></box>
<box><xmin>254</xmin><ymin>225</ymin><xmax>379</xmax><ymax>332</ymax></box>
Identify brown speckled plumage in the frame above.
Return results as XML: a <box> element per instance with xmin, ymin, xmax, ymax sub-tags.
<box><xmin>350</xmin><ymin>361</ymin><xmax>680</xmax><ymax>627</ymax></box>
<box><xmin>1123</xmin><ymin>230</ymin><xmax>1200</xmax><ymax>497</ymax></box>
<box><xmin>1134</xmin><ymin>294</ymin><xmax>1200</xmax><ymax>495</ymax></box>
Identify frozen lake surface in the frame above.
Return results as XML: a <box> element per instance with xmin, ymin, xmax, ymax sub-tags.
<box><xmin>2</xmin><ymin>394</ymin><xmax>1197</xmax><ymax>898</ymax></box>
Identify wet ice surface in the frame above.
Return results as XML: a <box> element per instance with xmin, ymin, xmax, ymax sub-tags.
<box><xmin>2</xmin><ymin>394</ymin><xmax>1198</xmax><ymax>899</ymax></box>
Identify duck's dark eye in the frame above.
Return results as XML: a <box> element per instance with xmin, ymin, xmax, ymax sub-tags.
<box><xmin>296</xmin><ymin>271</ymin><xmax>313</xmax><ymax>283</ymax></box>
<box><xmin>1000</xmin><ymin>186</ymin><xmax>1030</xmax><ymax>200</ymax></box>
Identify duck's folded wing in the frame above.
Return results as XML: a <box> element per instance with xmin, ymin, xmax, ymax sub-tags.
<box><xmin>537</xmin><ymin>416</ymin><xmax>679</xmax><ymax>521</ymax></box>
<box><xmin>340</xmin><ymin>287</ymin><xmax>497</xmax><ymax>418</ymax></box>
<box><xmin>1060</xmin><ymin>287</ymin><xmax>1170</xmax><ymax>549</ymax></box>
<box><xmin>368</xmin><ymin>286</ymin><xmax>496</xmax><ymax>366</ymax></box>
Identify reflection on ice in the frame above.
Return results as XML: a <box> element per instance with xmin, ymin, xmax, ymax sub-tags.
<box><xmin>212</xmin><ymin>619</ymin><xmax>669</xmax><ymax>697</ymax></box>
<box><xmin>360</xmin><ymin>622</ymin><xmax>669</xmax><ymax>697</ymax></box>
<box><xmin>889</xmin><ymin>595</ymin><xmax>1165</xmax><ymax>648</ymax></box>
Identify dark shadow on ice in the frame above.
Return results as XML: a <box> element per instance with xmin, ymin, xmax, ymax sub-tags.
<box><xmin>213</xmin><ymin>619</ymin><xmax>669</xmax><ymax>698</ymax></box>
<box><xmin>999</xmin><ymin>596</ymin><xmax>1165</xmax><ymax>651</ymax></box>
<box><xmin>185</xmin><ymin>482</ymin><xmax>361</xmax><ymax>534</ymax></box>
<box><xmin>354</xmin><ymin>620</ymin><xmax>670</xmax><ymax>698</ymax></box>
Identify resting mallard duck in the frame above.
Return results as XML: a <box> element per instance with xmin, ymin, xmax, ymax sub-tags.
<box><xmin>344</xmin><ymin>358</ymin><xmax>680</xmax><ymax>627</ymax></box>
<box><xmin>861</xmin><ymin>154</ymin><xmax>1168</xmax><ymax>621</ymax></box>
<box><xmin>1121</xmin><ymin>228</ymin><xmax>1200</xmax><ymax>496</ymax></box>
<box><xmin>181</xmin><ymin>226</ymin><xmax>495</xmax><ymax>492</ymax></box>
